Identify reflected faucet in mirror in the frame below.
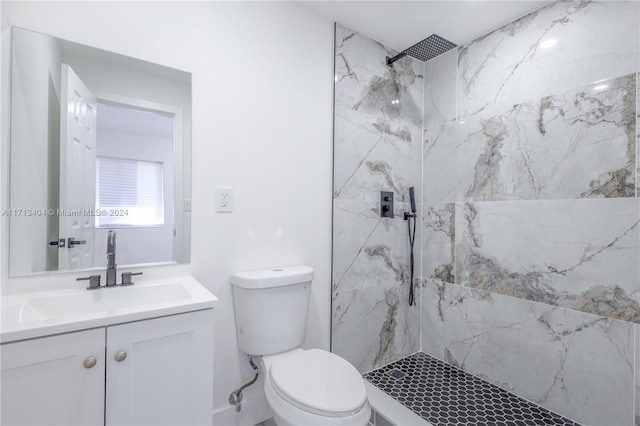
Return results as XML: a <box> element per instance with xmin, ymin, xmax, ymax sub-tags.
<box><xmin>106</xmin><ymin>230</ymin><xmax>117</xmax><ymax>286</ymax></box>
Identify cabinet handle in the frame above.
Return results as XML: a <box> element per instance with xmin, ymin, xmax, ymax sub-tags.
<box><xmin>83</xmin><ymin>356</ymin><xmax>97</xmax><ymax>369</ymax></box>
<box><xmin>114</xmin><ymin>350</ymin><xmax>127</xmax><ymax>362</ymax></box>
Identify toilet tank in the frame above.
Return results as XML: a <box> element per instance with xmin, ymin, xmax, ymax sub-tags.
<box><xmin>230</xmin><ymin>265</ymin><xmax>314</xmax><ymax>356</ymax></box>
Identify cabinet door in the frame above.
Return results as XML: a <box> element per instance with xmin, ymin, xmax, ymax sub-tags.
<box><xmin>1</xmin><ymin>329</ymin><xmax>105</xmax><ymax>426</ymax></box>
<box><xmin>105</xmin><ymin>309</ymin><xmax>213</xmax><ymax>426</ymax></box>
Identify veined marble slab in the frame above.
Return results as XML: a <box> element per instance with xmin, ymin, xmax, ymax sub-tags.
<box><xmin>334</xmin><ymin>24</ymin><xmax>423</xmax><ymax>127</ymax></box>
<box><xmin>333</xmin><ymin>23</ymin><xmax>423</xmax><ymax>373</ymax></box>
<box><xmin>334</xmin><ymin>109</ymin><xmax>422</xmax><ymax>201</ymax></box>
<box><xmin>334</xmin><ymin>23</ymin><xmax>423</xmax><ymax>201</ymax></box>
<box><xmin>421</xmin><ymin>280</ymin><xmax>634</xmax><ymax>426</ymax></box>
<box><xmin>332</xmin><ymin>197</ymin><xmax>421</xmax><ymax>373</ymax></box>
<box><xmin>422</xmin><ymin>203</ymin><xmax>455</xmax><ymax>284</ymax></box>
<box><xmin>455</xmin><ymin>198</ymin><xmax>640</xmax><ymax>322</ymax></box>
<box><xmin>333</xmin><ymin>198</ymin><xmax>415</xmax><ymax>295</ymax></box>
<box><xmin>424</xmin><ymin>74</ymin><xmax>636</xmax><ymax>203</ymax></box>
<box><xmin>332</xmin><ymin>283</ymin><xmax>420</xmax><ymax>374</ymax></box>
<box><xmin>458</xmin><ymin>0</ymin><xmax>640</xmax><ymax>118</ymax></box>
<box><xmin>423</xmin><ymin>48</ymin><xmax>458</xmax><ymax>129</ymax></box>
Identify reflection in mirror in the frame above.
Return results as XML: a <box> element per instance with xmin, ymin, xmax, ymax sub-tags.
<box><xmin>8</xmin><ymin>27</ymin><xmax>192</xmax><ymax>277</ymax></box>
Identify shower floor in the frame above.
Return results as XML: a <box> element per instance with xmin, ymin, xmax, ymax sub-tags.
<box><xmin>364</xmin><ymin>352</ymin><xmax>580</xmax><ymax>426</ymax></box>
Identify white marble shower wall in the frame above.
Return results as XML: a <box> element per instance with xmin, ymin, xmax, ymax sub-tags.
<box><xmin>421</xmin><ymin>1</ymin><xmax>640</xmax><ymax>425</ymax></box>
<box><xmin>637</xmin><ymin>76</ymin><xmax>640</xmax><ymax>425</ymax></box>
<box><xmin>332</xmin><ymin>24</ymin><xmax>423</xmax><ymax>373</ymax></box>
<box><xmin>421</xmin><ymin>279</ymin><xmax>635</xmax><ymax>425</ymax></box>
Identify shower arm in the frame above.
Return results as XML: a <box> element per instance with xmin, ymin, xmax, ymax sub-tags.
<box><xmin>386</xmin><ymin>52</ymin><xmax>408</xmax><ymax>66</ymax></box>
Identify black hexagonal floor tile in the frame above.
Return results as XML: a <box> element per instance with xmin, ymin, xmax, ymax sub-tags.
<box><xmin>363</xmin><ymin>352</ymin><xmax>581</xmax><ymax>426</ymax></box>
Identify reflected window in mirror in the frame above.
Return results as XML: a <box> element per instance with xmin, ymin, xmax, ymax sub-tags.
<box><xmin>96</xmin><ymin>157</ymin><xmax>165</xmax><ymax>228</ymax></box>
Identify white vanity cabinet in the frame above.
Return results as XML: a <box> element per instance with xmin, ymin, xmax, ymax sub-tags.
<box><xmin>1</xmin><ymin>328</ymin><xmax>106</xmax><ymax>426</ymax></box>
<box><xmin>1</xmin><ymin>309</ymin><xmax>214</xmax><ymax>426</ymax></box>
<box><xmin>105</xmin><ymin>309</ymin><xmax>213</xmax><ymax>426</ymax></box>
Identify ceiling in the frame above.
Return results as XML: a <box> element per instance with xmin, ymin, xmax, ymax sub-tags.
<box><xmin>97</xmin><ymin>102</ymin><xmax>173</xmax><ymax>138</ymax></box>
<box><xmin>297</xmin><ymin>1</ymin><xmax>551</xmax><ymax>52</ymax></box>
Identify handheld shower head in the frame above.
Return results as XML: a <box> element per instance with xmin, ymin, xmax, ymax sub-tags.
<box><xmin>404</xmin><ymin>187</ymin><xmax>418</xmax><ymax>306</ymax></box>
<box><xmin>409</xmin><ymin>187</ymin><xmax>416</xmax><ymax>214</ymax></box>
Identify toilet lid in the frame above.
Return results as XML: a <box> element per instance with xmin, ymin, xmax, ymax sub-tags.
<box><xmin>269</xmin><ymin>349</ymin><xmax>367</xmax><ymax>417</ymax></box>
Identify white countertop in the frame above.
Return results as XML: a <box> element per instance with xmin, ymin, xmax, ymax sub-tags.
<box><xmin>1</xmin><ymin>275</ymin><xmax>218</xmax><ymax>343</ymax></box>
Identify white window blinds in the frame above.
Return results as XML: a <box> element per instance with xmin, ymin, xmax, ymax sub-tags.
<box><xmin>96</xmin><ymin>156</ymin><xmax>164</xmax><ymax>227</ymax></box>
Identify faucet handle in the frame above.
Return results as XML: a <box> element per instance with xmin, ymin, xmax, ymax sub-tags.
<box><xmin>77</xmin><ymin>275</ymin><xmax>101</xmax><ymax>290</ymax></box>
<box><xmin>121</xmin><ymin>272</ymin><xmax>143</xmax><ymax>286</ymax></box>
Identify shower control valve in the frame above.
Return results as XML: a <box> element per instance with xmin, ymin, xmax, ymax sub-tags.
<box><xmin>380</xmin><ymin>191</ymin><xmax>394</xmax><ymax>218</ymax></box>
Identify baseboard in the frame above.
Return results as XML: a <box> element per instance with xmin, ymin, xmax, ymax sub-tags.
<box><xmin>212</xmin><ymin>392</ymin><xmax>271</xmax><ymax>426</ymax></box>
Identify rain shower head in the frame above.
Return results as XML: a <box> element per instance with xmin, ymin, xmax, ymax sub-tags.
<box><xmin>387</xmin><ymin>34</ymin><xmax>457</xmax><ymax>66</ymax></box>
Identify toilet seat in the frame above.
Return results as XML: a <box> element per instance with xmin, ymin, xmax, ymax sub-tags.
<box><xmin>269</xmin><ymin>349</ymin><xmax>367</xmax><ymax>417</ymax></box>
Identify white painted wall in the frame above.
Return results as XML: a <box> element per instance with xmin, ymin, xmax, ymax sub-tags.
<box><xmin>0</xmin><ymin>2</ymin><xmax>334</xmax><ymax>424</ymax></box>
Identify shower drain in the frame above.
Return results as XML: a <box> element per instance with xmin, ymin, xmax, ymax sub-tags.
<box><xmin>386</xmin><ymin>369</ymin><xmax>406</xmax><ymax>380</ymax></box>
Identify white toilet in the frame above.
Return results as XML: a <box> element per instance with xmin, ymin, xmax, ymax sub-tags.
<box><xmin>231</xmin><ymin>265</ymin><xmax>371</xmax><ymax>426</ymax></box>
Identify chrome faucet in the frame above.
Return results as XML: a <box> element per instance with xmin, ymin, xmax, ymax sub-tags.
<box><xmin>106</xmin><ymin>230</ymin><xmax>117</xmax><ymax>286</ymax></box>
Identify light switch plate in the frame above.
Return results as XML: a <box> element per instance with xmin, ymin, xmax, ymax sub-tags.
<box><xmin>216</xmin><ymin>187</ymin><xmax>232</xmax><ymax>212</ymax></box>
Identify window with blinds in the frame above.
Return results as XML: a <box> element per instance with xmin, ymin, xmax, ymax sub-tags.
<box><xmin>96</xmin><ymin>156</ymin><xmax>164</xmax><ymax>227</ymax></box>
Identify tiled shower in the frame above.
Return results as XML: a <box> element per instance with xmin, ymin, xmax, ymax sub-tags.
<box><xmin>331</xmin><ymin>1</ymin><xmax>640</xmax><ymax>425</ymax></box>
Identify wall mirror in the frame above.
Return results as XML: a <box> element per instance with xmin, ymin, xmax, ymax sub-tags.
<box><xmin>8</xmin><ymin>27</ymin><xmax>192</xmax><ymax>277</ymax></box>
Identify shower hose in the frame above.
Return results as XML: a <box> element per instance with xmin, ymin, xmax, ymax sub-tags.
<box><xmin>407</xmin><ymin>213</ymin><xmax>416</xmax><ymax>306</ymax></box>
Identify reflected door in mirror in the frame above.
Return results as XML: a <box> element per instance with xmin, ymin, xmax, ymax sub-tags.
<box><xmin>58</xmin><ymin>64</ymin><xmax>96</xmax><ymax>271</ymax></box>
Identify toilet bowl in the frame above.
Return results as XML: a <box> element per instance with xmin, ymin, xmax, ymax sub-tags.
<box><xmin>260</xmin><ymin>348</ymin><xmax>371</xmax><ymax>425</ymax></box>
<box><xmin>230</xmin><ymin>266</ymin><xmax>371</xmax><ymax>426</ymax></box>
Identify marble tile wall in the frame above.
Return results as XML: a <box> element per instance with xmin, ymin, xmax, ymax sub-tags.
<box><xmin>456</xmin><ymin>199</ymin><xmax>640</xmax><ymax>322</ymax></box>
<box><xmin>332</xmin><ymin>24</ymin><xmax>423</xmax><ymax>373</ymax></box>
<box><xmin>423</xmin><ymin>47</ymin><xmax>457</xmax><ymax>129</ymax></box>
<box><xmin>424</xmin><ymin>73</ymin><xmax>637</xmax><ymax>204</ymax></box>
<box><xmin>332</xmin><ymin>1</ymin><xmax>639</xmax><ymax>424</ymax></box>
<box><xmin>421</xmin><ymin>1</ymin><xmax>640</xmax><ymax>425</ymax></box>
<box><xmin>457</xmin><ymin>0</ymin><xmax>639</xmax><ymax>119</ymax></box>
<box><xmin>421</xmin><ymin>280</ymin><xmax>635</xmax><ymax>425</ymax></box>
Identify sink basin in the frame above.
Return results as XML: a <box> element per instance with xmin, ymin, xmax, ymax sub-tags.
<box><xmin>28</xmin><ymin>282</ymin><xmax>191</xmax><ymax>319</ymax></box>
<box><xmin>1</xmin><ymin>275</ymin><xmax>218</xmax><ymax>343</ymax></box>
